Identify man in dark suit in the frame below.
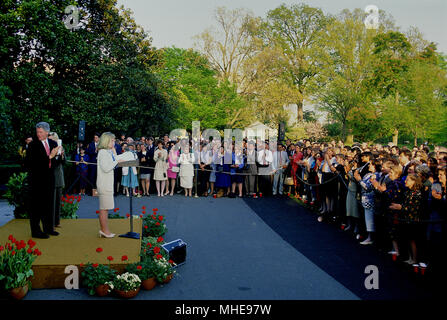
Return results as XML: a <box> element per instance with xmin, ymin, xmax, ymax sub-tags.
<box><xmin>86</xmin><ymin>133</ymin><xmax>100</xmax><ymax>195</ymax></box>
<box><xmin>25</xmin><ymin>122</ymin><xmax>62</xmax><ymax>238</ymax></box>
<box><xmin>113</xmin><ymin>139</ymin><xmax>123</xmax><ymax>196</ymax></box>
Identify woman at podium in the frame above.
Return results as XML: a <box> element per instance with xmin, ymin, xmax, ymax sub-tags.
<box><xmin>97</xmin><ymin>132</ymin><xmax>124</xmax><ymax>238</ymax></box>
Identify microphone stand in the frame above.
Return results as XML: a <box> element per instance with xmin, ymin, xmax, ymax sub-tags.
<box><xmin>118</xmin><ymin>155</ymin><xmax>140</xmax><ymax>240</ymax></box>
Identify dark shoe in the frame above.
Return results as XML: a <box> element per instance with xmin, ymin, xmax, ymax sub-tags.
<box><xmin>32</xmin><ymin>232</ymin><xmax>49</xmax><ymax>239</ymax></box>
<box><xmin>46</xmin><ymin>231</ymin><xmax>59</xmax><ymax>236</ymax></box>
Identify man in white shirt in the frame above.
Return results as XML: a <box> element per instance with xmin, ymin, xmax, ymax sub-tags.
<box><xmin>272</xmin><ymin>143</ymin><xmax>289</xmax><ymax>196</ymax></box>
<box><xmin>257</xmin><ymin>140</ymin><xmax>273</xmax><ymax>196</ymax></box>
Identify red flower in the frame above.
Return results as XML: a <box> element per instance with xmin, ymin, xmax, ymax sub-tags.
<box><xmin>8</xmin><ymin>234</ymin><xmax>13</xmax><ymax>241</ymax></box>
<box><xmin>126</xmin><ymin>213</ymin><xmax>130</xmax><ymax>218</ymax></box>
<box><xmin>80</xmin><ymin>263</ymin><xmax>84</xmax><ymax>267</ymax></box>
<box><xmin>153</xmin><ymin>208</ymin><xmax>158</xmax><ymax>212</ymax></box>
<box><xmin>169</xmin><ymin>259</ymin><xmax>174</xmax><ymax>264</ymax></box>
<box><xmin>156</xmin><ymin>254</ymin><xmax>162</xmax><ymax>260</ymax></box>
<box><xmin>27</xmin><ymin>248</ymin><xmax>33</xmax><ymax>254</ymax></box>
<box><xmin>0</xmin><ymin>246</ymin><xmax>4</xmax><ymax>252</ymax></box>
<box><xmin>77</xmin><ymin>196</ymin><xmax>81</xmax><ymax>202</ymax></box>
<box><xmin>140</xmin><ymin>215</ymin><xmax>143</xmax><ymax>218</ymax></box>
<box><xmin>95</xmin><ymin>210</ymin><xmax>100</xmax><ymax>214</ymax></box>
<box><xmin>137</xmin><ymin>265</ymin><xmax>142</xmax><ymax>270</ymax></box>
<box><xmin>158</xmin><ymin>216</ymin><xmax>163</xmax><ymax>221</ymax></box>
<box><xmin>36</xmin><ymin>250</ymin><xmax>42</xmax><ymax>256</ymax></box>
<box><xmin>11</xmin><ymin>250</ymin><xmax>16</xmax><ymax>256</ymax></box>
<box><xmin>157</xmin><ymin>237</ymin><xmax>164</xmax><ymax>243</ymax></box>
<box><xmin>61</xmin><ymin>204</ymin><xmax>64</xmax><ymax>207</ymax></box>
<box><xmin>142</xmin><ymin>206</ymin><xmax>146</xmax><ymax>210</ymax></box>
<box><xmin>142</xmin><ymin>210</ymin><xmax>146</xmax><ymax>214</ymax></box>
<box><xmin>121</xmin><ymin>255</ymin><xmax>128</xmax><ymax>261</ymax></box>
<box><xmin>152</xmin><ymin>216</ymin><xmax>156</xmax><ymax>220</ymax></box>
<box><xmin>107</xmin><ymin>256</ymin><xmax>113</xmax><ymax>261</ymax></box>
<box><xmin>148</xmin><ymin>243</ymin><xmax>152</xmax><ymax>248</ymax></box>
<box><xmin>96</xmin><ymin>247</ymin><xmax>103</xmax><ymax>253</ymax></box>
<box><xmin>28</xmin><ymin>239</ymin><xmax>36</xmax><ymax>249</ymax></box>
<box><xmin>143</xmin><ymin>249</ymin><xmax>147</xmax><ymax>253</ymax></box>
<box><xmin>155</xmin><ymin>222</ymin><xmax>160</xmax><ymax>226</ymax></box>
<box><xmin>92</xmin><ymin>263</ymin><xmax>99</xmax><ymax>268</ymax></box>
<box><xmin>114</xmin><ymin>208</ymin><xmax>119</xmax><ymax>212</ymax></box>
<box><xmin>153</xmin><ymin>246</ymin><xmax>160</xmax><ymax>254</ymax></box>
<box><xmin>144</xmin><ymin>225</ymin><xmax>148</xmax><ymax>229</ymax></box>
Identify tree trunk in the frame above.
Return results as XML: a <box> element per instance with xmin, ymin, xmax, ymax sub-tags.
<box><xmin>345</xmin><ymin>127</ymin><xmax>353</xmax><ymax>145</ymax></box>
<box><xmin>345</xmin><ymin>134</ymin><xmax>354</xmax><ymax>145</ymax></box>
<box><xmin>297</xmin><ymin>98</ymin><xmax>303</xmax><ymax>122</ymax></box>
<box><xmin>392</xmin><ymin>129</ymin><xmax>398</xmax><ymax>145</ymax></box>
<box><xmin>393</xmin><ymin>91</ymin><xmax>399</xmax><ymax>146</ymax></box>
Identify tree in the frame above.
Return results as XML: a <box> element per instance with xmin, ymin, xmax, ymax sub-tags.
<box><xmin>155</xmin><ymin>47</ymin><xmax>248</xmax><ymax>130</ymax></box>
<box><xmin>0</xmin><ymin>0</ymin><xmax>174</xmax><ymax>161</ymax></box>
<box><xmin>369</xmin><ymin>31</ymin><xmax>412</xmax><ymax>144</ymax></box>
<box><xmin>313</xmin><ymin>9</ymin><xmax>379</xmax><ymax>142</ymax></box>
<box><xmin>255</xmin><ymin>3</ymin><xmax>330</xmax><ymax>122</ymax></box>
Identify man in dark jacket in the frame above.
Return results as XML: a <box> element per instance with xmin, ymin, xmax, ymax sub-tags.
<box><xmin>25</xmin><ymin>122</ymin><xmax>62</xmax><ymax>238</ymax></box>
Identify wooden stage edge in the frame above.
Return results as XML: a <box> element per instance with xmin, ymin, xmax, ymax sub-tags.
<box><xmin>0</xmin><ymin>219</ymin><xmax>142</xmax><ymax>289</ymax></box>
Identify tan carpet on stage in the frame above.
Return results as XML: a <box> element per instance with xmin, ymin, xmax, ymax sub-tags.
<box><xmin>0</xmin><ymin>219</ymin><xmax>142</xmax><ymax>288</ymax></box>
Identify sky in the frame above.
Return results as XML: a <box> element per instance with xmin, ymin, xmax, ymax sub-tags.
<box><xmin>116</xmin><ymin>0</ymin><xmax>447</xmax><ymax>54</ymax></box>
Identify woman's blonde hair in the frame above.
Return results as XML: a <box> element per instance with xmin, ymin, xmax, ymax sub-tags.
<box><xmin>49</xmin><ymin>132</ymin><xmax>59</xmax><ymax>140</ymax></box>
<box><xmin>98</xmin><ymin>132</ymin><xmax>115</xmax><ymax>150</ymax></box>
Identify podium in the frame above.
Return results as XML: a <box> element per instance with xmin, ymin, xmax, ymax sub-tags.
<box><xmin>117</xmin><ymin>158</ymin><xmax>140</xmax><ymax>239</ymax></box>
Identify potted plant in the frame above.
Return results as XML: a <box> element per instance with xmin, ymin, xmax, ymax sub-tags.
<box><xmin>126</xmin><ymin>259</ymin><xmax>157</xmax><ymax>290</ymax></box>
<box><xmin>140</xmin><ymin>236</ymin><xmax>168</xmax><ymax>260</ymax></box>
<box><xmin>4</xmin><ymin>172</ymin><xmax>30</xmax><ymax>219</ymax></box>
<box><xmin>152</xmin><ymin>254</ymin><xmax>176</xmax><ymax>284</ymax></box>
<box><xmin>81</xmin><ymin>263</ymin><xmax>116</xmax><ymax>296</ymax></box>
<box><xmin>60</xmin><ymin>194</ymin><xmax>81</xmax><ymax>219</ymax></box>
<box><xmin>111</xmin><ymin>272</ymin><xmax>141</xmax><ymax>298</ymax></box>
<box><xmin>142</xmin><ymin>211</ymin><xmax>167</xmax><ymax>237</ymax></box>
<box><xmin>0</xmin><ymin>235</ymin><xmax>40</xmax><ymax>300</ymax></box>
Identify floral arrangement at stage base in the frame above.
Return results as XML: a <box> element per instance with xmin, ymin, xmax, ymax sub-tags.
<box><xmin>81</xmin><ymin>262</ymin><xmax>117</xmax><ymax>296</ymax></box>
<box><xmin>0</xmin><ymin>235</ymin><xmax>41</xmax><ymax>300</ymax></box>
<box><xmin>126</xmin><ymin>259</ymin><xmax>157</xmax><ymax>290</ymax></box>
<box><xmin>60</xmin><ymin>194</ymin><xmax>81</xmax><ymax>219</ymax></box>
<box><xmin>142</xmin><ymin>208</ymin><xmax>167</xmax><ymax>237</ymax></box>
<box><xmin>110</xmin><ymin>272</ymin><xmax>141</xmax><ymax>298</ymax></box>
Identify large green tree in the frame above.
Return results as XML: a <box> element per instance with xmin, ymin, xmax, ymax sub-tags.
<box><xmin>0</xmin><ymin>0</ymin><xmax>174</xmax><ymax>161</ymax></box>
<box><xmin>155</xmin><ymin>47</ymin><xmax>248</xmax><ymax>130</ymax></box>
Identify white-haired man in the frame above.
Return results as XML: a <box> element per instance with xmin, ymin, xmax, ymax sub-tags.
<box><xmin>25</xmin><ymin>122</ymin><xmax>61</xmax><ymax>238</ymax></box>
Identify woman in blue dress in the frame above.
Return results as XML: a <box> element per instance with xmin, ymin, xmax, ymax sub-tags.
<box><xmin>121</xmin><ymin>143</ymin><xmax>139</xmax><ymax>197</ymax></box>
<box><xmin>75</xmin><ymin>146</ymin><xmax>89</xmax><ymax>195</ymax></box>
<box><xmin>215</xmin><ymin>146</ymin><xmax>231</xmax><ymax>197</ymax></box>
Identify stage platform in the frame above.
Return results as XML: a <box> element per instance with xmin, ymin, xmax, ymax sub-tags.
<box><xmin>0</xmin><ymin>219</ymin><xmax>142</xmax><ymax>288</ymax></box>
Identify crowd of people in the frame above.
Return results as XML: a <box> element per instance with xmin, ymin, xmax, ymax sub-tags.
<box><xmin>57</xmin><ymin>133</ymin><xmax>446</xmax><ymax>275</ymax></box>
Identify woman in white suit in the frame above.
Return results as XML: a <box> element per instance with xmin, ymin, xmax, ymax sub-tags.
<box><xmin>179</xmin><ymin>141</ymin><xmax>195</xmax><ymax>197</ymax></box>
<box><xmin>97</xmin><ymin>132</ymin><xmax>124</xmax><ymax>238</ymax></box>
<box><xmin>153</xmin><ymin>140</ymin><xmax>168</xmax><ymax>196</ymax></box>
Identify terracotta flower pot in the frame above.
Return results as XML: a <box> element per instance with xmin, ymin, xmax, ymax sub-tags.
<box><xmin>163</xmin><ymin>274</ymin><xmax>174</xmax><ymax>284</ymax></box>
<box><xmin>141</xmin><ymin>277</ymin><xmax>157</xmax><ymax>290</ymax></box>
<box><xmin>115</xmin><ymin>287</ymin><xmax>140</xmax><ymax>299</ymax></box>
<box><xmin>95</xmin><ymin>284</ymin><xmax>111</xmax><ymax>297</ymax></box>
<box><xmin>9</xmin><ymin>284</ymin><xmax>29</xmax><ymax>300</ymax></box>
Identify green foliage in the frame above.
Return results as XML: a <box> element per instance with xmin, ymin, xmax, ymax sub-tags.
<box><xmin>125</xmin><ymin>259</ymin><xmax>155</xmax><ymax>281</ymax></box>
<box><xmin>81</xmin><ymin>263</ymin><xmax>117</xmax><ymax>296</ymax></box>
<box><xmin>142</xmin><ymin>211</ymin><xmax>167</xmax><ymax>237</ymax></box>
<box><xmin>60</xmin><ymin>194</ymin><xmax>81</xmax><ymax>219</ymax></box>
<box><xmin>0</xmin><ymin>0</ymin><xmax>175</xmax><ymax>161</ymax></box>
<box><xmin>155</xmin><ymin>47</ymin><xmax>247</xmax><ymax>130</ymax></box>
<box><xmin>4</xmin><ymin>172</ymin><xmax>30</xmax><ymax>219</ymax></box>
